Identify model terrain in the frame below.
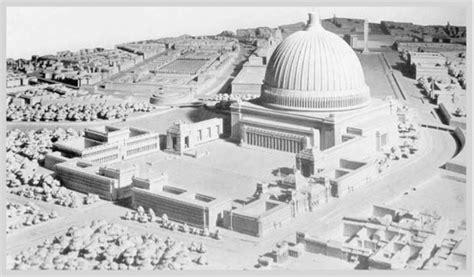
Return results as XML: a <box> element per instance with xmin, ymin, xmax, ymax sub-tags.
<box><xmin>5</xmin><ymin>11</ymin><xmax>468</xmax><ymax>271</ymax></box>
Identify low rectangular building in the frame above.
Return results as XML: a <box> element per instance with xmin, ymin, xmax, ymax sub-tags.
<box><xmin>53</xmin><ymin>125</ymin><xmax>159</xmax><ymax>164</ymax></box>
<box><xmin>314</xmin><ymin>158</ymin><xmax>377</xmax><ymax>198</ymax></box>
<box><xmin>132</xmin><ymin>184</ymin><xmax>231</xmax><ymax>230</ymax></box>
<box><xmin>408</xmin><ymin>52</ymin><xmax>446</xmax><ymax>66</ymax></box>
<box><xmin>165</xmin><ymin>118</ymin><xmax>223</xmax><ymax>155</ymax></box>
<box><xmin>223</xmin><ymin>198</ymin><xmax>292</xmax><ymax>237</ymax></box>
<box><xmin>54</xmin><ymin>159</ymin><xmax>139</xmax><ymax>201</ymax></box>
<box><xmin>414</xmin><ymin>64</ymin><xmax>448</xmax><ymax>80</ymax></box>
<box><xmin>231</xmin><ymin>63</ymin><xmax>266</xmax><ymax>96</ymax></box>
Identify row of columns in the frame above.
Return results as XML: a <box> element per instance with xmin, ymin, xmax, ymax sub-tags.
<box><xmin>265</xmin><ymin>93</ymin><xmax>368</xmax><ymax>110</ymax></box>
<box><xmin>246</xmin><ymin>132</ymin><xmax>302</xmax><ymax>153</ymax></box>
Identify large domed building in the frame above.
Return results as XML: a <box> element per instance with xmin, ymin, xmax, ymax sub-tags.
<box><xmin>230</xmin><ymin>12</ymin><xmax>398</xmax><ymax>176</ymax></box>
<box><xmin>261</xmin><ymin>13</ymin><xmax>371</xmax><ymax>112</ymax></box>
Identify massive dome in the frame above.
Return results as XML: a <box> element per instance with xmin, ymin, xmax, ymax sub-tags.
<box><xmin>261</xmin><ymin>13</ymin><xmax>371</xmax><ymax>112</ymax></box>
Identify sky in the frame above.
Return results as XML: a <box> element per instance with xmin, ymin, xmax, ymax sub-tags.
<box><xmin>6</xmin><ymin>6</ymin><xmax>468</xmax><ymax>59</ymax></box>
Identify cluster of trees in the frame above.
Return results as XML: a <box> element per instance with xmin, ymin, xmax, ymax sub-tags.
<box><xmin>236</xmin><ymin>27</ymin><xmax>273</xmax><ymax>39</ymax></box>
<box><xmin>203</xmin><ymin>93</ymin><xmax>257</xmax><ymax>102</ymax></box>
<box><xmin>6</xmin><ymin>128</ymin><xmax>97</xmax><ymax>208</ymax></box>
<box><xmin>454</xmin><ymin>107</ymin><xmax>467</xmax><ymax>117</ymax></box>
<box><xmin>123</xmin><ymin>207</ymin><xmax>220</xmax><ymax>240</ymax></box>
<box><xmin>7</xmin><ymin>102</ymin><xmax>157</xmax><ymax>122</ymax></box>
<box><xmin>7</xmin><ymin>128</ymin><xmax>82</xmax><ymax>164</ymax></box>
<box><xmin>418</xmin><ymin>77</ymin><xmax>433</xmax><ymax>95</ymax></box>
<box><xmin>204</xmin><ymin>93</ymin><xmax>258</xmax><ymax>111</ymax></box>
<box><xmin>7</xmin><ymin>158</ymin><xmax>97</xmax><ymax>208</ymax></box>
<box><xmin>7</xmin><ymin>221</ymin><xmax>208</xmax><ymax>270</ymax></box>
<box><xmin>6</xmin><ymin>202</ymin><xmax>58</xmax><ymax>234</ymax></box>
<box><xmin>447</xmin><ymin>65</ymin><xmax>466</xmax><ymax>89</ymax></box>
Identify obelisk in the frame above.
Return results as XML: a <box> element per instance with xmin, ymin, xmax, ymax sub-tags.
<box><xmin>362</xmin><ymin>18</ymin><xmax>370</xmax><ymax>54</ymax></box>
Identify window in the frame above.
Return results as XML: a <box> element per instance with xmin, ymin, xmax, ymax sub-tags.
<box><xmin>208</xmin><ymin>127</ymin><xmax>212</xmax><ymax>138</ymax></box>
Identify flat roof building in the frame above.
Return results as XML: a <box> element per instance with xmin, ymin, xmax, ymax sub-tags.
<box><xmin>231</xmin><ymin>63</ymin><xmax>266</xmax><ymax>96</ymax></box>
<box><xmin>54</xmin><ymin>159</ymin><xmax>140</xmax><ymax>201</ymax></box>
<box><xmin>50</xmin><ymin>125</ymin><xmax>159</xmax><ymax>165</ymax></box>
<box><xmin>223</xmin><ymin>198</ymin><xmax>292</xmax><ymax>237</ymax></box>
<box><xmin>165</xmin><ymin>118</ymin><xmax>223</xmax><ymax>155</ymax></box>
<box><xmin>132</xmin><ymin>183</ymin><xmax>231</xmax><ymax>231</ymax></box>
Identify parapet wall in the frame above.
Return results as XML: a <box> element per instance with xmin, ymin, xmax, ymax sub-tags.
<box><xmin>132</xmin><ymin>186</ymin><xmax>230</xmax><ymax>230</ymax></box>
<box><xmin>223</xmin><ymin>199</ymin><xmax>292</xmax><ymax>237</ymax></box>
<box><xmin>397</xmin><ymin>42</ymin><xmax>466</xmax><ymax>52</ymax></box>
<box><xmin>438</xmin><ymin>103</ymin><xmax>466</xmax><ymax>130</ymax></box>
<box><xmin>55</xmin><ymin>163</ymin><xmax>118</xmax><ymax>200</ymax></box>
<box><xmin>295</xmin><ymin>232</ymin><xmax>344</xmax><ymax>259</ymax></box>
<box><xmin>223</xmin><ymin>211</ymin><xmax>260</xmax><ymax>237</ymax></box>
<box><xmin>44</xmin><ymin>152</ymin><xmax>71</xmax><ymax>170</ymax></box>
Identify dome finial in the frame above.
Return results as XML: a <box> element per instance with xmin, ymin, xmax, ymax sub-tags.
<box><xmin>305</xmin><ymin>11</ymin><xmax>322</xmax><ymax>31</ymax></box>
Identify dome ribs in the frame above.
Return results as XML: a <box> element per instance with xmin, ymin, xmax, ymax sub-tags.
<box><xmin>261</xmin><ymin>13</ymin><xmax>371</xmax><ymax>112</ymax></box>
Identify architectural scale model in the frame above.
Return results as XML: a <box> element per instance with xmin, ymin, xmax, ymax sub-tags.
<box><xmin>4</xmin><ymin>6</ymin><xmax>469</xmax><ymax>273</ymax></box>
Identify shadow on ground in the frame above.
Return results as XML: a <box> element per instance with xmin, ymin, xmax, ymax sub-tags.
<box><xmin>272</xmin><ymin>167</ymin><xmax>294</xmax><ymax>177</ymax></box>
<box><xmin>391</xmin><ymin>62</ymin><xmax>415</xmax><ymax>78</ymax></box>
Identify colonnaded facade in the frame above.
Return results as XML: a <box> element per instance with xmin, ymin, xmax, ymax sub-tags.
<box><xmin>230</xmin><ymin>12</ymin><xmax>398</xmax><ymax>154</ymax></box>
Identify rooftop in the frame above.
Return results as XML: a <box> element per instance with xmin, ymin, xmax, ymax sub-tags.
<box><xmin>232</xmin><ymin>64</ymin><xmax>266</xmax><ymax>85</ymax></box>
<box><xmin>232</xmin><ymin>198</ymin><xmax>288</xmax><ymax>218</ymax></box>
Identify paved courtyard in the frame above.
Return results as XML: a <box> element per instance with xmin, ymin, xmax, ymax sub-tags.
<box><xmin>112</xmin><ymin>139</ymin><xmax>295</xmax><ymax>200</ymax></box>
<box><xmin>358</xmin><ymin>53</ymin><xmax>396</xmax><ymax>99</ymax></box>
<box><xmin>388</xmin><ymin>173</ymin><xmax>466</xmax><ymax>225</ymax></box>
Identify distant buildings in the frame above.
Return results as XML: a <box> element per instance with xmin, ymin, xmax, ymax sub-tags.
<box><xmin>395</xmin><ymin>41</ymin><xmax>466</xmax><ymax>52</ymax></box>
<box><xmin>382</xmin><ymin>20</ymin><xmax>466</xmax><ymax>44</ymax></box>
<box><xmin>116</xmin><ymin>42</ymin><xmax>167</xmax><ymax>59</ymax></box>
<box><xmin>231</xmin><ymin>29</ymin><xmax>281</xmax><ymax>97</ymax></box>
<box><xmin>6</xmin><ymin>71</ymin><xmax>29</xmax><ymax>88</ymax></box>
<box><xmin>37</xmin><ymin>48</ymin><xmax>145</xmax><ymax>87</ymax></box>
<box><xmin>14</xmin><ymin>84</ymin><xmax>90</xmax><ymax>106</ymax></box>
<box><xmin>231</xmin><ymin>64</ymin><xmax>266</xmax><ymax>96</ymax></box>
<box><xmin>407</xmin><ymin>52</ymin><xmax>448</xmax><ymax>80</ymax></box>
<box><xmin>108</xmin><ymin>36</ymin><xmax>240</xmax><ymax>106</ymax></box>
